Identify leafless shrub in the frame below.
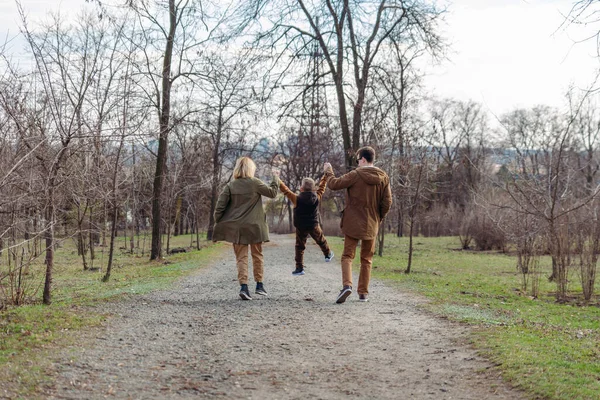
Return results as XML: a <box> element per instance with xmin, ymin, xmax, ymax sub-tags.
<box><xmin>517</xmin><ymin>236</ymin><xmax>541</xmax><ymax>296</ymax></box>
<box><xmin>420</xmin><ymin>202</ymin><xmax>454</xmax><ymax>237</ymax></box>
<box><xmin>321</xmin><ymin>218</ymin><xmax>342</xmax><ymax>238</ymax></box>
<box><xmin>547</xmin><ymin>216</ymin><xmax>577</xmax><ymax>301</ymax></box>
<box><xmin>574</xmin><ymin>202</ymin><xmax>600</xmax><ymax>301</ymax></box>
<box><xmin>0</xmin><ymin>242</ymin><xmax>42</xmax><ymax>307</ymax></box>
<box><xmin>501</xmin><ymin>208</ymin><xmax>544</xmax><ymax>295</ymax></box>
<box><xmin>458</xmin><ymin>208</ymin><xmax>476</xmax><ymax>250</ymax></box>
<box><xmin>471</xmin><ymin>210</ymin><xmax>506</xmax><ymax>251</ymax></box>
<box><xmin>491</xmin><ymin>98</ymin><xmax>600</xmax><ymax>301</ymax></box>
<box><xmin>529</xmin><ymin>256</ymin><xmax>542</xmax><ymax>299</ymax></box>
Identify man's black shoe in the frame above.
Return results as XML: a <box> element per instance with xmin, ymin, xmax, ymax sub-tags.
<box><xmin>255</xmin><ymin>282</ymin><xmax>268</xmax><ymax>296</ymax></box>
<box><xmin>335</xmin><ymin>285</ymin><xmax>352</xmax><ymax>304</ymax></box>
<box><xmin>239</xmin><ymin>284</ymin><xmax>252</xmax><ymax>300</ymax></box>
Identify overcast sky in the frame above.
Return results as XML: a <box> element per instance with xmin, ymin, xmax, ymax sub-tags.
<box><xmin>425</xmin><ymin>0</ymin><xmax>599</xmax><ymax>115</ymax></box>
<box><xmin>2</xmin><ymin>0</ymin><xmax>599</xmax><ymax>116</ymax></box>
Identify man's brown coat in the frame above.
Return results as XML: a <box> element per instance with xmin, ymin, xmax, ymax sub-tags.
<box><xmin>326</xmin><ymin>166</ymin><xmax>392</xmax><ymax>240</ymax></box>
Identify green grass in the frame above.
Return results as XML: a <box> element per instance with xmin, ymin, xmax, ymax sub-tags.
<box><xmin>0</xmin><ymin>234</ymin><xmax>226</xmax><ymax>398</ymax></box>
<box><xmin>328</xmin><ymin>235</ymin><xmax>600</xmax><ymax>400</ymax></box>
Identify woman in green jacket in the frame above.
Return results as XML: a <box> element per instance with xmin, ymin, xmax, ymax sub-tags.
<box><xmin>212</xmin><ymin>157</ymin><xmax>279</xmax><ymax>300</ymax></box>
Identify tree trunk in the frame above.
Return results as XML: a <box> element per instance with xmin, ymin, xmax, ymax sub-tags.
<box><xmin>207</xmin><ymin>176</ymin><xmax>219</xmax><ymax>240</ymax></box>
<box><xmin>405</xmin><ymin>163</ymin><xmax>425</xmax><ymax>274</ymax></box>
<box><xmin>43</xmin><ymin>199</ymin><xmax>55</xmax><ymax>305</ymax></box>
<box><xmin>351</xmin><ymin>82</ymin><xmax>367</xmax><ymax>153</ymax></box>
<box><xmin>33</xmin><ymin>210</ymin><xmax>39</xmax><ymax>258</ymax></box>
<box><xmin>103</xmin><ymin>198</ymin><xmax>119</xmax><ymax>282</ymax></box>
<box><xmin>129</xmin><ymin>202</ymin><xmax>135</xmax><ymax>254</ymax></box>
<box><xmin>105</xmin><ymin>121</ymin><xmax>127</xmax><ymax>279</ymax></box>
<box><xmin>166</xmin><ymin>213</ymin><xmax>172</xmax><ymax>255</ymax></box>
<box><xmin>106</xmin><ymin>52</ymin><xmax>131</xmax><ymax>277</ymax></box>
<box><xmin>78</xmin><ymin>231</ymin><xmax>88</xmax><ymax>270</ymax></box>
<box><xmin>377</xmin><ymin>222</ymin><xmax>385</xmax><ymax>257</ymax></box>
<box><xmin>185</xmin><ymin>212</ymin><xmax>189</xmax><ymax>235</ymax></box>
<box><xmin>131</xmin><ymin>141</ymin><xmax>137</xmax><ymax>254</ymax></box>
<box><xmin>405</xmin><ymin>217</ymin><xmax>415</xmax><ymax>274</ymax></box>
<box><xmin>396</xmin><ymin>203</ymin><xmax>403</xmax><ymax>237</ymax></box>
<box><xmin>89</xmin><ymin>206</ymin><xmax>96</xmax><ymax>261</ymax></box>
<box><xmin>207</xmin><ymin>111</ymin><xmax>223</xmax><ymax>241</ymax></box>
<box><xmin>196</xmin><ymin>214</ymin><xmax>201</xmax><ymax>251</ymax></box>
<box><xmin>178</xmin><ymin>203</ymin><xmax>184</xmax><ymax>236</ymax></box>
<box><xmin>332</xmin><ymin>72</ymin><xmax>353</xmax><ymax>171</ymax></box>
<box><xmin>173</xmin><ymin>196</ymin><xmax>182</xmax><ymax>237</ymax></box>
<box><xmin>77</xmin><ymin>202</ymin><xmax>88</xmax><ymax>270</ymax></box>
<box><xmin>102</xmin><ymin>201</ymin><xmax>108</xmax><ymax>247</ymax></box>
<box><xmin>150</xmin><ymin>0</ymin><xmax>177</xmax><ymax>260</ymax></box>
<box><xmin>548</xmin><ymin>256</ymin><xmax>557</xmax><ymax>282</ymax></box>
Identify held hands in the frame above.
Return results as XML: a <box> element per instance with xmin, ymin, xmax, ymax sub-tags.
<box><xmin>271</xmin><ymin>167</ymin><xmax>280</xmax><ymax>178</ymax></box>
<box><xmin>323</xmin><ymin>162</ymin><xmax>333</xmax><ymax>173</ymax></box>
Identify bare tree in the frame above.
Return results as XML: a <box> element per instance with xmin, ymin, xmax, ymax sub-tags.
<box><xmin>121</xmin><ymin>0</ymin><xmax>232</xmax><ymax>259</ymax></box>
<box><xmin>570</xmin><ymin>93</ymin><xmax>600</xmax><ymax>194</ymax></box>
<box><xmin>423</xmin><ymin>98</ymin><xmax>488</xmax><ymax>210</ymax></box>
<box><xmin>403</xmin><ymin>152</ymin><xmax>431</xmax><ymax>274</ymax></box>
<box><xmin>191</xmin><ymin>49</ymin><xmax>264</xmax><ymax>240</ymax></box>
<box><xmin>369</xmin><ymin>40</ymin><xmax>425</xmax><ymax>240</ymax></box>
<box><xmin>500</xmin><ymin>106</ymin><xmax>561</xmax><ymax>178</ymax></box>
<box><xmin>496</xmin><ymin>101</ymin><xmax>600</xmax><ymax>301</ymax></box>
<box><xmin>573</xmin><ymin>200</ymin><xmax>600</xmax><ymax>301</ymax></box>
<box><xmin>0</xmin><ymin>69</ymin><xmax>48</xmax><ymax>306</ymax></box>
<box><xmin>170</xmin><ymin>126</ymin><xmax>213</xmax><ymax>249</ymax></box>
<box><xmin>14</xmin><ymin>6</ymin><xmax>106</xmax><ymax>303</ymax></box>
<box><xmin>102</xmin><ymin>21</ymin><xmax>137</xmax><ymax>282</ymax></box>
<box><xmin>247</xmin><ymin>0</ymin><xmax>445</xmax><ymax>170</ymax></box>
<box><xmin>563</xmin><ymin>1</ymin><xmax>600</xmax><ymax>56</ymax></box>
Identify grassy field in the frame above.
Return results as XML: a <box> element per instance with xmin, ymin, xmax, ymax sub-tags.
<box><xmin>327</xmin><ymin>235</ymin><xmax>600</xmax><ymax>400</ymax></box>
<box><xmin>0</xmin><ymin>234</ymin><xmax>226</xmax><ymax>397</ymax></box>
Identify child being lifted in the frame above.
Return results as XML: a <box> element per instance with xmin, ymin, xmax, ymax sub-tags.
<box><xmin>279</xmin><ymin>175</ymin><xmax>334</xmax><ymax>276</ymax></box>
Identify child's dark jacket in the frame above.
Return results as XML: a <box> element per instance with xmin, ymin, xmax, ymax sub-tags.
<box><xmin>279</xmin><ymin>176</ymin><xmax>327</xmax><ymax>229</ymax></box>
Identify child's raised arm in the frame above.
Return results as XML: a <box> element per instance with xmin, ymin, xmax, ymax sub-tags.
<box><xmin>279</xmin><ymin>180</ymin><xmax>298</xmax><ymax>207</ymax></box>
<box><xmin>316</xmin><ymin>175</ymin><xmax>328</xmax><ymax>199</ymax></box>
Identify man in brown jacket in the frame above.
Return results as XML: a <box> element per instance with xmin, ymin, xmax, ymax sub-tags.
<box><xmin>324</xmin><ymin>146</ymin><xmax>392</xmax><ymax>303</ymax></box>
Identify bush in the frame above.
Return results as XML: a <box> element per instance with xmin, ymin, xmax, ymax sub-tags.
<box><xmin>321</xmin><ymin>218</ymin><xmax>342</xmax><ymax>237</ymax></box>
<box><xmin>420</xmin><ymin>202</ymin><xmax>463</xmax><ymax>237</ymax></box>
<box><xmin>458</xmin><ymin>210</ymin><xmax>475</xmax><ymax>250</ymax></box>
<box><xmin>471</xmin><ymin>213</ymin><xmax>506</xmax><ymax>251</ymax></box>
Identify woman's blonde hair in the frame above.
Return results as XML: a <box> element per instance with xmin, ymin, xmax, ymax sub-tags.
<box><xmin>233</xmin><ymin>156</ymin><xmax>256</xmax><ymax>179</ymax></box>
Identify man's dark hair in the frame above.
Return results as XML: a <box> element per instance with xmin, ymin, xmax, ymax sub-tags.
<box><xmin>357</xmin><ymin>146</ymin><xmax>375</xmax><ymax>163</ymax></box>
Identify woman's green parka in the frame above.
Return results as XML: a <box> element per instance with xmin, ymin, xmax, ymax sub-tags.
<box><xmin>212</xmin><ymin>177</ymin><xmax>279</xmax><ymax>244</ymax></box>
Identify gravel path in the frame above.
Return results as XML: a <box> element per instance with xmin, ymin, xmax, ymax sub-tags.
<box><xmin>46</xmin><ymin>234</ymin><xmax>524</xmax><ymax>399</ymax></box>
